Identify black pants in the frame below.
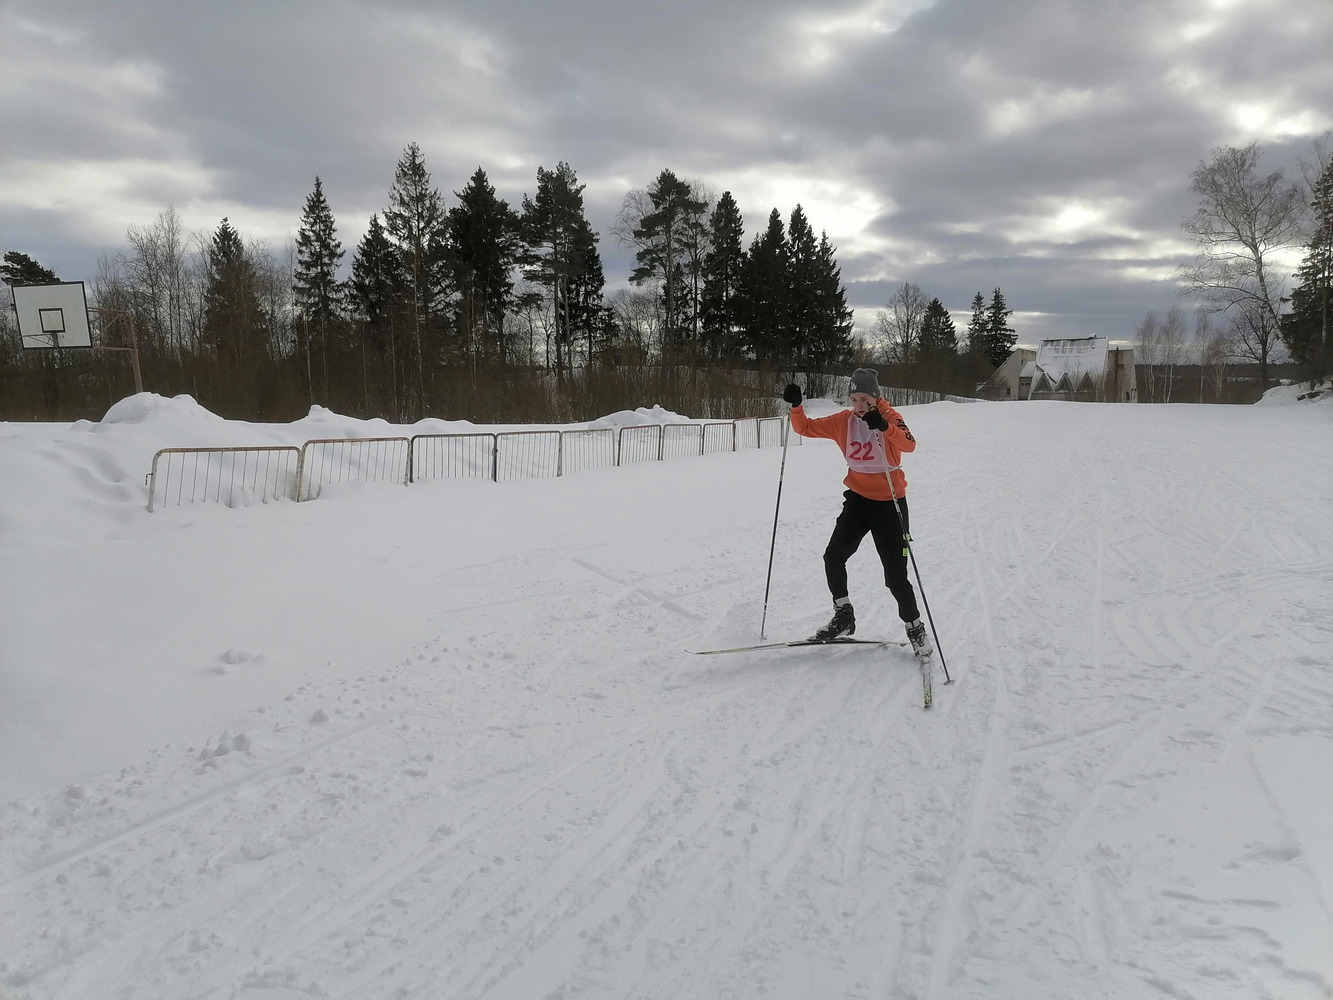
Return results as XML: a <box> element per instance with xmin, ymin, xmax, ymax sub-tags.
<box><xmin>824</xmin><ymin>490</ymin><xmax>919</xmax><ymax>622</ymax></box>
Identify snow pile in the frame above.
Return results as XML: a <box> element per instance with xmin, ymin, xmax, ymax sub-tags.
<box><xmin>1257</xmin><ymin>379</ymin><xmax>1332</xmax><ymax>406</ymax></box>
<box><xmin>97</xmin><ymin>392</ymin><xmax>226</xmax><ymax>428</ymax></box>
<box><xmin>586</xmin><ymin>404</ymin><xmax>694</xmax><ymax>430</ymax></box>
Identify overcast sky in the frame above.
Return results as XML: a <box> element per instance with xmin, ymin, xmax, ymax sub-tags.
<box><xmin>2</xmin><ymin>0</ymin><xmax>1330</xmax><ymax>345</ymax></box>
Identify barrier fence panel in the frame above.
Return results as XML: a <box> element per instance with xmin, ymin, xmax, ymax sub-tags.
<box><xmin>701</xmin><ymin>422</ymin><xmax>735</xmax><ymax>455</ymax></box>
<box><xmin>147</xmin><ymin>446</ymin><xmax>300</xmax><ymax>512</ymax></box>
<box><xmin>496</xmin><ymin>430</ymin><xmax>561</xmax><ymax>481</ymax></box>
<box><xmin>661</xmin><ymin>423</ymin><xmax>704</xmax><ymax>460</ymax></box>
<box><xmin>757</xmin><ymin>416</ymin><xmax>785</xmax><ymax>448</ymax></box>
<box><xmin>734</xmin><ymin>418</ymin><xmax>760</xmax><ymax>450</ymax></box>
<box><xmin>411</xmin><ymin>433</ymin><xmax>497</xmax><ymax>482</ymax></box>
<box><xmin>298</xmin><ymin>437</ymin><xmax>410</xmax><ymax>501</ymax></box>
<box><xmin>617</xmin><ymin>424</ymin><xmax>663</xmax><ymax>466</ymax></box>
<box><xmin>559</xmin><ymin>428</ymin><xmax>617</xmax><ymax>475</ymax></box>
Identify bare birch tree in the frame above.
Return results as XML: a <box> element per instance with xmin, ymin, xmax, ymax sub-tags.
<box><xmin>873</xmin><ymin>281</ymin><xmax>929</xmax><ymax>364</ymax></box>
<box><xmin>1179</xmin><ymin>142</ymin><xmax>1304</xmax><ymax>386</ymax></box>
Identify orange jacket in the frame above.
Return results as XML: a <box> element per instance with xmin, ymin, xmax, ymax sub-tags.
<box><xmin>790</xmin><ymin>398</ymin><xmax>915</xmax><ymax>500</ymax></box>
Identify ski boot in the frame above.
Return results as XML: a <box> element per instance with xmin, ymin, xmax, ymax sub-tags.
<box><xmin>811</xmin><ymin>603</ymin><xmax>855</xmax><ymax>641</ymax></box>
<box><xmin>906</xmin><ymin>618</ymin><xmax>933</xmax><ymax>660</ymax></box>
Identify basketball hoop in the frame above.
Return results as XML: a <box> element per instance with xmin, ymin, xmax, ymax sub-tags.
<box><xmin>11</xmin><ymin>281</ymin><xmax>144</xmax><ymax>393</ymax></box>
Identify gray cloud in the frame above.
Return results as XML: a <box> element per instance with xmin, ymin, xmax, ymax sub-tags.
<box><xmin>1</xmin><ymin>0</ymin><xmax>1329</xmax><ymax>344</ymax></box>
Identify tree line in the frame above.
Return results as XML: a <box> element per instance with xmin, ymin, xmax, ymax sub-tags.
<box><xmin>0</xmin><ymin>148</ymin><xmax>856</xmax><ymax>422</ymax></box>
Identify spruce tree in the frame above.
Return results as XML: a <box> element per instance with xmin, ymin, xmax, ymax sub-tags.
<box><xmin>293</xmin><ymin>176</ymin><xmax>345</xmax><ymax>401</ymax></box>
<box><xmin>919</xmin><ymin>298</ymin><xmax>959</xmax><ymax>359</ymax></box>
<box><xmin>965</xmin><ymin>292</ymin><xmax>988</xmax><ymax>356</ymax></box>
<box><xmin>450</xmin><ymin>167</ymin><xmax>518</xmax><ymax>366</ymax></box>
<box><xmin>700</xmin><ymin>191</ymin><xmax>745</xmax><ymax>360</ymax></box>
<box><xmin>201</xmin><ymin>218</ymin><xmax>268</xmax><ymax>406</ymax></box>
<box><xmin>985</xmin><ymin>287</ymin><xmax>1016</xmax><ymax>367</ymax></box>
<box><xmin>349</xmin><ymin>214</ymin><xmax>404</xmax><ymax>414</ymax></box>
<box><xmin>808</xmin><ymin>232</ymin><xmax>854</xmax><ymax>366</ymax></box>
<box><xmin>785</xmin><ymin>205</ymin><xmax>820</xmax><ymax>363</ymax></box>
<box><xmin>383</xmin><ymin>143</ymin><xmax>448</xmax><ymax>406</ymax></box>
<box><xmin>569</xmin><ymin>239</ymin><xmax>613</xmax><ymax>364</ymax></box>
<box><xmin>1280</xmin><ymin>159</ymin><xmax>1333</xmax><ymax>378</ymax></box>
<box><xmin>736</xmin><ymin>209</ymin><xmax>789</xmax><ymax>362</ymax></box>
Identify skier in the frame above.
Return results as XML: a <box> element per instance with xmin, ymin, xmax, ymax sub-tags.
<box><xmin>783</xmin><ymin>368</ymin><xmax>933</xmax><ymax>660</ymax></box>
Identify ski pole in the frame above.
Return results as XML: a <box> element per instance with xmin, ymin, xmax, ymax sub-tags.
<box><xmin>875</xmin><ymin>432</ymin><xmax>953</xmax><ymax>685</ymax></box>
<box><xmin>759</xmin><ymin>411</ymin><xmax>791</xmax><ymax>640</ymax></box>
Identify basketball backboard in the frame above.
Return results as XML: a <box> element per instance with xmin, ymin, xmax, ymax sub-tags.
<box><xmin>12</xmin><ymin>281</ymin><xmax>93</xmax><ymax>349</ymax></box>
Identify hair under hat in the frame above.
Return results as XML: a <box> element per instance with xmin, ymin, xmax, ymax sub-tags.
<box><xmin>849</xmin><ymin>368</ymin><xmax>881</xmax><ymax>398</ymax></box>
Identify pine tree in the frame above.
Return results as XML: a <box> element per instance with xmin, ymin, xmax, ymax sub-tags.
<box><xmin>700</xmin><ymin>191</ymin><xmax>745</xmax><ymax>360</ymax></box>
<box><xmin>807</xmin><ymin>231</ymin><xmax>854</xmax><ymax>366</ymax></box>
<box><xmin>965</xmin><ymin>292</ymin><xmax>988</xmax><ymax>356</ymax></box>
<box><xmin>1280</xmin><ymin>159</ymin><xmax>1333</xmax><ymax>378</ymax></box>
<box><xmin>383</xmin><ymin>143</ymin><xmax>448</xmax><ymax>408</ymax></box>
<box><xmin>0</xmin><ymin>251</ymin><xmax>58</xmax><ymax>286</ymax></box>
<box><xmin>985</xmin><ymin>287</ymin><xmax>1016</xmax><ymax>367</ymax></box>
<box><xmin>293</xmin><ymin>176</ymin><xmax>345</xmax><ymax>401</ymax></box>
<box><xmin>518</xmin><ymin>162</ymin><xmax>602</xmax><ymax>371</ymax></box>
<box><xmin>628</xmin><ymin>169</ymin><xmax>708</xmax><ymax>352</ymax></box>
<box><xmin>736</xmin><ymin>209</ymin><xmax>789</xmax><ymax>362</ymax></box>
<box><xmin>450</xmin><ymin>167</ymin><xmax>518</xmax><ymax>367</ymax></box>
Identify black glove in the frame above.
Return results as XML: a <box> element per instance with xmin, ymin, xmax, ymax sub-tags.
<box><xmin>782</xmin><ymin>383</ymin><xmax>803</xmax><ymax>406</ymax></box>
<box><xmin>860</xmin><ymin>407</ymin><xmax>888</xmax><ymax>432</ymax></box>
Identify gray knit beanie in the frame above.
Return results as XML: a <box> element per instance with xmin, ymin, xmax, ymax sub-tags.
<box><xmin>849</xmin><ymin>367</ymin><xmax>881</xmax><ymax>397</ymax></box>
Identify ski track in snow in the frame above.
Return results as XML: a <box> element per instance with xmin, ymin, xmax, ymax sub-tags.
<box><xmin>3</xmin><ymin>401</ymin><xmax>1332</xmax><ymax>999</ymax></box>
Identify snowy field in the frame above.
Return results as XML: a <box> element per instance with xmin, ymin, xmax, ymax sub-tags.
<box><xmin>2</xmin><ymin>389</ymin><xmax>1331</xmax><ymax>1000</ymax></box>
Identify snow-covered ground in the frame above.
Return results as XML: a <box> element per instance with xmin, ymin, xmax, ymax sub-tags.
<box><xmin>2</xmin><ymin>389</ymin><xmax>1331</xmax><ymax>1000</ymax></box>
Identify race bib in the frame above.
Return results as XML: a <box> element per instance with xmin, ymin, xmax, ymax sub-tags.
<box><xmin>845</xmin><ymin>412</ymin><xmax>897</xmax><ymax>473</ymax></box>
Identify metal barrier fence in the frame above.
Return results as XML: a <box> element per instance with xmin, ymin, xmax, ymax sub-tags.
<box><xmin>412</xmin><ymin>432</ymin><xmax>496</xmax><ymax>482</ymax></box>
<box><xmin>702</xmin><ymin>422</ymin><xmax>735</xmax><ymax>454</ymax></box>
<box><xmin>297</xmin><ymin>437</ymin><xmax>411</xmax><ymax>501</ymax></box>
<box><xmin>145</xmin><ymin>417</ymin><xmax>801</xmax><ymax>511</ymax></box>
<box><xmin>617</xmin><ymin>424</ymin><xmax>662</xmax><ymax>466</ymax></box>
<box><xmin>562</xmin><ymin>429</ymin><xmax>617</xmax><ymax>475</ymax></box>
<box><xmin>147</xmin><ymin>446</ymin><xmax>301</xmax><ymax>512</ymax></box>
<box><xmin>496</xmin><ymin>430</ymin><xmax>561</xmax><ymax>481</ymax></box>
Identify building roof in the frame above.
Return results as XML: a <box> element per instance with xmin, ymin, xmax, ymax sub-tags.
<box><xmin>1030</xmin><ymin>337</ymin><xmax>1109</xmax><ymax>397</ymax></box>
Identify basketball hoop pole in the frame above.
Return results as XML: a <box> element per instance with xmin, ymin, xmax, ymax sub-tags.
<box><xmin>88</xmin><ymin>307</ymin><xmax>144</xmax><ymax>394</ymax></box>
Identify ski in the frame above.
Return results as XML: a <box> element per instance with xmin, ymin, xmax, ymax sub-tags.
<box><xmin>918</xmin><ymin>651</ymin><xmax>934</xmax><ymax>709</ymax></box>
<box><xmin>686</xmin><ymin>637</ymin><xmax>907</xmax><ymax>656</ymax></box>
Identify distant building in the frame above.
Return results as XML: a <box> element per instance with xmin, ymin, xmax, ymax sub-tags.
<box><xmin>978</xmin><ymin>348</ymin><xmax>1036</xmax><ymax>400</ymax></box>
<box><xmin>984</xmin><ymin>337</ymin><xmax>1137</xmax><ymax>402</ymax></box>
